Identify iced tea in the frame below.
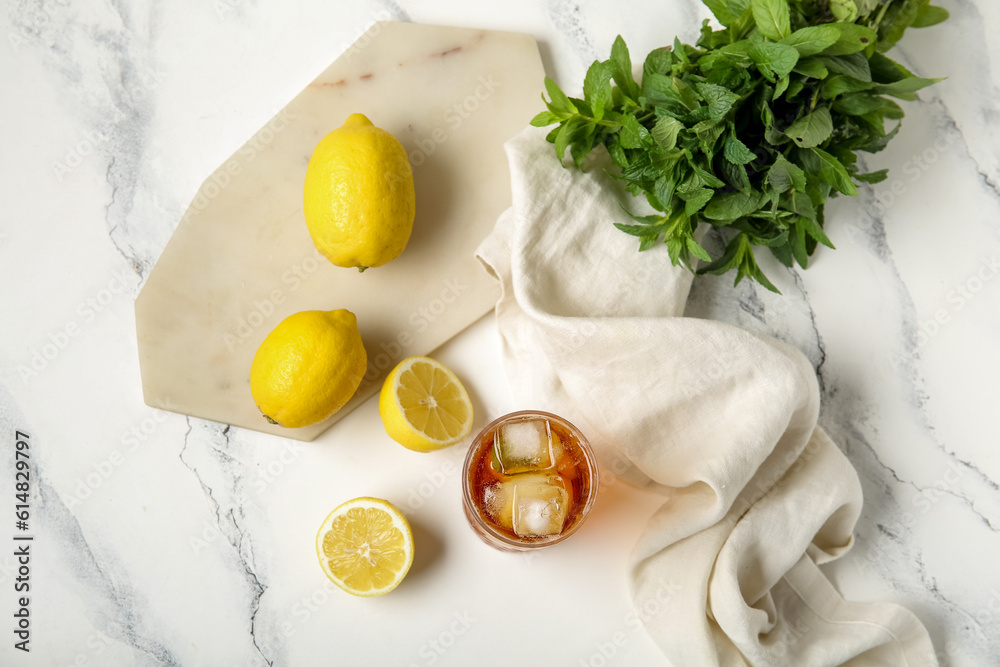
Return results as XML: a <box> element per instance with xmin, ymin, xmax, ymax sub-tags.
<box><xmin>461</xmin><ymin>411</ymin><xmax>599</xmax><ymax>551</ymax></box>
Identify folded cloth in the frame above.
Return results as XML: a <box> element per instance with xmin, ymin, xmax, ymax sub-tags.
<box><xmin>476</xmin><ymin>125</ymin><xmax>937</xmax><ymax>666</ymax></box>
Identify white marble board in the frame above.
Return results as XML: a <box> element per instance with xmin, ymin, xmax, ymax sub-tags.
<box><xmin>135</xmin><ymin>21</ymin><xmax>544</xmax><ymax>441</ymax></box>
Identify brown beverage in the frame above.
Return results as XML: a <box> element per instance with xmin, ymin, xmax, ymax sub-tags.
<box><xmin>461</xmin><ymin>411</ymin><xmax>599</xmax><ymax>551</ymax></box>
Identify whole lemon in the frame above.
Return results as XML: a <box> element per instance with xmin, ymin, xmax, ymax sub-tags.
<box><xmin>249</xmin><ymin>309</ymin><xmax>367</xmax><ymax>428</ymax></box>
<box><xmin>303</xmin><ymin>113</ymin><xmax>415</xmax><ymax>271</ymax></box>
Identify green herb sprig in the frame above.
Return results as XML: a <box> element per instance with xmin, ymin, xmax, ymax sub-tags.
<box><xmin>532</xmin><ymin>0</ymin><xmax>948</xmax><ymax>291</ymax></box>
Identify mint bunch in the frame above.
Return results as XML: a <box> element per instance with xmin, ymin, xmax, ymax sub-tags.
<box><xmin>532</xmin><ymin>0</ymin><xmax>948</xmax><ymax>291</ymax></box>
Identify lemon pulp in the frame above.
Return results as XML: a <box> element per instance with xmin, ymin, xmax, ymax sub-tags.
<box><xmin>316</xmin><ymin>497</ymin><xmax>414</xmax><ymax>597</ymax></box>
<box><xmin>378</xmin><ymin>356</ymin><xmax>473</xmax><ymax>452</ymax></box>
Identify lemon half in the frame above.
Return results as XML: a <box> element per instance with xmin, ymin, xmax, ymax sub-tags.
<box><xmin>378</xmin><ymin>356</ymin><xmax>473</xmax><ymax>452</ymax></box>
<box><xmin>316</xmin><ymin>497</ymin><xmax>414</xmax><ymax>597</ymax></box>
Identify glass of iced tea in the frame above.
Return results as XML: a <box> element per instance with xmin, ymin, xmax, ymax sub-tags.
<box><xmin>462</xmin><ymin>410</ymin><xmax>599</xmax><ymax>551</ymax></box>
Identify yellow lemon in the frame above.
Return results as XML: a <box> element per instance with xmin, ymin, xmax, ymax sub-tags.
<box><xmin>249</xmin><ymin>309</ymin><xmax>367</xmax><ymax>428</ymax></box>
<box><xmin>303</xmin><ymin>113</ymin><xmax>415</xmax><ymax>271</ymax></box>
<box><xmin>379</xmin><ymin>356</ymin><xmax>474</xmax><ymax>452</ymax></box>
<box><xmin>316</xmin><ymin>497</ymin><xmax>414</xmax><ymax>597</ymax></box>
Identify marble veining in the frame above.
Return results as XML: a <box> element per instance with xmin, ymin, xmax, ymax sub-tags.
<box><xmin>180</xmin><ymin>418</ymin><xmax>273</xmax><ymax>665</ymax></box>
<box><xmin>9</xmin><ymin>0</ymin><xmax>169</xmax><ymax>279</ymax></box>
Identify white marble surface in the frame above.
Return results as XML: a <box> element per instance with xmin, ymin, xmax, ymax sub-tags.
<box><xmin>1</xmin><ymin>1</ymin><xmax>997</xmax><ymax>665</ymax></box>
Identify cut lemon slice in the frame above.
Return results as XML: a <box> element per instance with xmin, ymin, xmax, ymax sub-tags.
<box><xmin>378</xmin><ymin>356</ymin><xmax>474</xmax><ymax>452</ymax></box>
<box><xmin>316</xmin><ymin>497</ymin><xmax>414</xmax><ymax>597</ymax></box>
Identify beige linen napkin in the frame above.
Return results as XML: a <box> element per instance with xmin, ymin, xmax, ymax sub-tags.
<box><xmin>476</xmin><ymin>126</ymin><xmax>937</xmax><ymax>666</ymax></box>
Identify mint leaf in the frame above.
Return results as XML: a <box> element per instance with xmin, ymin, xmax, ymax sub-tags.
<box><xmin>701</xmin><ymin>233</ymin><xmax>780</xmax><ymax>293</ymax></box>
<box><xmin>748</xmin><ymin>41</ymin><xmax>800</xmax><ymax>80</ymax></box>
<box><xmin>810</xmin><ymin>147</ymin><xmax>858</xmax><ymax>196</ymax></box>
<box><xmin>729</xmin><ymin>4</ymin><xmax>756</xmax><ymax>42</ymax></box>
<box><xmin>553</xmin><ymin>119</ymin><xmax>573</xmax><ymax>160</ymax></box>
<box><xmin>687</xmin><ymin>236</ymin><xmax>713</xmax><ymax>262</ymax></box>
<box><xmin>751</xmin><ymin>0</ymin><xmax>791</xmax><ymax>40</ymax></box>
<box><xmin>822</xmin><ymin>23</ymin><xmax>877</xmax><ymax>56</ymax></box>
<box><xmin>642</xmin><ymin>72</ymin><xmax>684</xmax><ymax>110</ymax></box>
<box><xmin>682</xmin><ymin>187</ymin><xmax>715</xmax><ymax>215</ymax></box>
<box><xmin>554</xmin><ymin>116</ymin><xmax>592</xmax><ymax>161</ymax></box>
<box><xmin>793</xmin><ymin>58</ymin><xmax>829</xmax><ymax>79</ymax></box>
<box><xmin>747</xmin><ymin>230</ymin><xmax>789</xmax><ymax>248</ymax></box>
<box><xmin>673</xmin><ymin>77</ymin><xmax>702</xmax><ymax>110</ymax></box>
<box><xmin>830</xmin><ymin>0</ymin><xmax>858</xmax><ymax>22</ymax></box>
<box><xmin>698</xmin><ymin>232</ymin><xmax>742</xmax><ymax>274</ymax></box>
<box><xmin>724</xmin><ymin>134</ymin><xmax>757</xmax><ymax>165</ymax></box>
<box><xmin>654</xmin><ymin>175</ymin><xmax>677</xmax><ymax>209</ymax></box>
<box><xmin>570</xmin><ymin>126</ymin><xmax>598</xmax><ymax>168</ymax></box>
<box><xmin>610</xmin><ymin>36</ymin><xmax>641</xmax><ymax>101</ymax></box>
<box><xmin>873</xmin><ymin>76</ymin><xmax>943</xmax><ymax>98</ymax></box>
<box><xmin>643</xmin><ymin>48</ymin><xmax>674</xmax><ymax>77</ymax></box>
<box><xmin>615</xmin><ymin>222</ymin><xmax>667</xmax><ymax>237</ymax></box>
<box><xmin>673</xmin><ymin>36</ymin><xmax>690</xmax><ymax>64</ymax></box>
<box><xmin>703</xmin><ymin>0</ymin><xmax>737</xmax><ymax>26</ymax></box>
<box><xmin>651</xmin><ymin>115</ymin><xmax>684</xmax><ymax>150</ymax></box>
<box><xmin>822</xmin><ymin>53</ymin><xmax>871</xmax><ymax>82</ymax></box>
<box><xmin>832</xmin><ymin>93</ymin><xmax>886</xmax><ymax>115</ymax></box>
<box><xmin>913</xmin><ymin>5</ymin><xmax>949</xmax><ymax>28</ymax></box>
<box><xmin>690</xmin><ymin>163</ymin><xmax>726</xmax><ymax>189</ymax></box>
<box><xmin>868</xmin><ymin>52</ymin><xmax>910</xmax><ymax>83</ymax></box>
<box><xmin>774</xmin><ymin>75</ymin><xmax>790</xmax><ymax>99</ymax></box>
<box><xmin>720</xmin><ymin>158</ymin><xmax>751</xmax><ymax>192</ymax></box>
<box><xmin>619</xmin><ymin>114</ymin><xmax>647</xmax><ymax>149</ymax></box>
<box><xmin>744</xmin><ymin>258</ymin><xmax>780</xmax><ymax>293</ymax></box>
<box><xmin>799</xmin><ymin>213</ymin><xmax>835</xmax><ymax>249</ymax></box>
<box><xmin>785</xmin><ymin>221</ymin><xmax>806</xmax><ymax>267</ymax></box>
<box><xmin>822</xmin><ymin>74</ymin><xmax>875</xmax><ymax>98</ymax></box>
<box><xmin>638</xmin><ymin>235</ymin><xmax>659</xmax><ymax>251</ymax></box>
<box><xmin>785</xmin><ymin>107</ymin><xmax>833</xmax><ymax>148</ymax></box>
<box><xmin>583</xmin><ymin>60</ymin><xmax>613</xmax><ymax>121</ymax></box>
<box><xmin>761</xmin><ymin>102</ymin><xmax>787</xmax><ymax>145</ymax></box>
<box><xmin>789</xmin><ymin>191</ymin><xmax>815</xmax><ymax>221</ymax></box>
<box><xmin>879</xmin><ymin>1</ymin><xmax>920</xmax><ymax>52</ymax></box>
<box><xmin>854</xmin><ymin>169</ymin><xmax>889</xmax><ymax>184</ymax></box>
<box><xmin>780</xmin><ymin>25</ymin><xmax>840</xmax><ymax>57</ymax></box>
<box><xmin>728</xmin><ymin>0</ymin><xmax>751</xmax><ymax>16</ymax></box>
<box><xmin>861</xmin><ymin>123</ymin><xmax>901</xmax><ymax>153</ymax></box>
<box><xmin>619</xmin><ymin>206</ymin><xmax>664</xmax><ymax>225</ymax></box>
<box><xmin>697</xmin><ymin>83</ymin><xmax>741</xmax><ymax>121</ymax></box>
<box><xmin>704</xmin><ymin>190</ymin><xmax>764</xmax><ymax>220</ymax></box>
<box><xmin>530</xmin><ymin>110</ymin><xmax>561</xmax><ymax>127</ymax></box>
<box><xmin>767</xmin><ymin>154</ymin><xmax>807</xmax><ymax>193</ymax></box>
<box><xmin>543</xmin><ymin>77</ymin><xmax>577</xmax><ymax>114</ymax></box>
<box><xmin>694</xmin><ymin>119</ymin><xmax>727</xmax><ymax>153</ymax></box>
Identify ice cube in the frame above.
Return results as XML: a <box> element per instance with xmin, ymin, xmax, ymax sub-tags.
<box><xmin>512</xmin><ymin>474</ymin><xmax>570</xmax><ymax>538</ymax></box>
<box><xmin>495</xmin><ymin>419</ymin><xmax>554</xmax><ymax>474</ymax></box>
<box><xmin>550</xmin><ymin>429</ymin><xmax>579</xmax><ymax>481</ymax></box>
<box><xmin>482</xmin><ymin>482</ymin><xmax>514</xmax><ymax>530</ymax></box>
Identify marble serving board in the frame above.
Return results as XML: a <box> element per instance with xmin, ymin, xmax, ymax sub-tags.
<box><xmin>135</xmin><ymin>22</ymin><xmax>544</xmax><ymax>441</ymax></box>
